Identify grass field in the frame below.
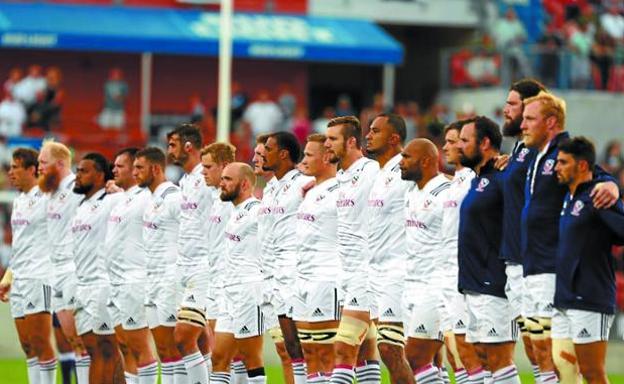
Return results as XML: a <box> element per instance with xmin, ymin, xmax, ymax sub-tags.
<box><xmin>1</xmin><ymin>359</ymin><xmax>624</xmax><ymax>383</ymax></box>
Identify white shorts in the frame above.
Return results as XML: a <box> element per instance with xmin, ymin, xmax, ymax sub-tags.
<box><xmin>52</xmin><ymin>269</ymin><xmax>78</xmax><ymax>312</ymax></box>
<box><xmin>504</xmin><ymin>263</ymin><xmax>524</xmax><ymax>320</ymax></box>
<box><xmin>292</xmin><ymin>280</ymin><xmax>340</xmax><ymax>323</ymax></box>
<box><xmin>145</xmin><ymin>279</ymin><xmax>178</xmax><ymax>329</ymax></box>
<box><xmin>214</xmin><ymin>291</ymin><xmax>234</xmax><ymax>334</ymax></box>
<box><xmin>370</xmin><ymin>277</ymin><xmax>403</xmax><ymax>323</ymax></box>
<box><xmin>108</xmin><ymin>283</ymin><xmax>148</xmax><ymax>331</ymax></box>
<box><xmin>441</xmin><ymin>288</ymin><xmax>469</xmax><ymax>334</ymax></box>
<box><xmin>343</xmin><ymin>274</ymin><xmax>374</xmax><ymax>314</ymax></box>
<box><xmin>522</xmin><ymin>273</ymin><xmax>556</xmax><ymax>318</ymax></box>
<box><xmin>465</xmin><ymin>292</ymin><xmax>518</xmax><ymax>344</ymax></box>
<box><xmin>552</xmin><ymin>308</ymin><xmax>614</xmax><ymax>344</ymax></box>
<box><xmin>403</xmin><ymin>286</ymin><xmax>444</xmax><ymax>341</ymax></box>
<box><xmin>225</xmin><ymin>282</ymin><xmax>267</xmax><ymax>339</ymax></box>
<box><xmin>10</xmin><ymin>278</ymin><xmax>52</xmax><ymax>319</ymax></box>
<box><xmin>206</xmin><ymin>285</ymin><xmax>220</xmax><ymax>321</ymax></box>
<box><xmin>75</xmin><ymin>283</ymin><xmax>115</xmax><ymax>336</ymax></box>
<box><xmin>178</xmin><ymin>264</ymin><xmax>211</xmax><ymax>312</ymax></box>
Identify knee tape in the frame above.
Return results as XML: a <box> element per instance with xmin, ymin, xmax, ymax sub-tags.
<box><xmin>525</xmin><ymin>317</ymin><xmax>546</xmax><ymax>340</ymax></box>
<box><xmin>517</xmin><ymin>317</ymin><xmax>529</xmax><ymax>336</ymax></box>
<box><xmin>298</xmin><ymin>328</ymin><xmax>338</xmax><ymax>344</ymax></box>
<box><xmin>268</xmin><ymin>326</ymin><xmax>284</xmax><ymax>343</ymax></box>
<box><xmin>334</xmin><ymin>316</ymin><xmax>369</xmax><ymax>346</ymax></box>
<box><xmin>376</xmin><ymin>324</ymin><xmax>405</xmax><ymax>347</ymax></box>
<box><xmin>443</xmin><ymin>330</ymin><xmax>464</xmax><ymax>369</ymax></box>
<box><xmin>176</xmin><ymin>307</ymin><xmax>206</xmax><ymax>328</ymax></box>
<box><xmin>552</xmin><ymin>338</ymin><xmax>581</xmax><ymax>384</ymax></box>
<box><xmin>366</xmin><ymin>322</ymin><xmax>377</xmax><ymax>341</ymax></box>
<box><xmin>538</xmin><ymin>317</ymin><xmax>552</xmax><ymax>337</ymax></box>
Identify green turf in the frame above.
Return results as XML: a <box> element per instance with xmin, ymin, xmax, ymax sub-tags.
<box><xmin>1</xmin><ymin>359</ymin><xmax>623</xmax><ymax>383</ymax></box>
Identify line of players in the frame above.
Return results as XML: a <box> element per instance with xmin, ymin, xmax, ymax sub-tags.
<box><xmin>1</xmin><ymin>77</ymin><xmax>624</xmax><ymax>384</ymax></box>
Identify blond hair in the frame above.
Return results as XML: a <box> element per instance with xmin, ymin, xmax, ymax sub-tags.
<box><xmin>201</xmin><ymin>142</ymin><xmax>236</xmax><ymax>165</ymax></box>
<box><xmin>41</xmin><ymin>140</ymin><xmax>72</xmax><ymax>166</ymax></box>
<box><xmin>523</xmin><ymin>91</ymin><xmax>566</xmax><ymax>129</ymax></box>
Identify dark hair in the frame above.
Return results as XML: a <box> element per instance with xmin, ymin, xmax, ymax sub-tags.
<box><xmin>558</xmin><ymin>136</ymin><xmax>596</xmax><ymax>169</ymax></box>
<box><xmin>256</xmin><ymin>133</ymin><xmax>271</xmax><ymax>145</ymax></box>
<box><xmin>509</xmin><ymin>78</ymin><xmax>547</xmax><ymax>101</ymax></box>
<box><xmin>115</xmin><ymin>147</ymin><xmax>140</xmax><ymax>162</ymax></box>
<box><xmin>327</xmin><ymin>115</ymin><xmax>362</xmax><ymax>148</ymax></box>
<box><xmin>136</xmin><ymin>147</ymin><xmax>166</xmax><ymax>168</ymax></box>
<box><xmin>444</xmin><ymin>119</ymin><xmax>471</xmax><ymax>135</ymax></box>
<box><xmin>166</xmin><ymin>123</ymin><xmax>202</xmax><ymax>150</ymax></box>
<box><xmin>464</xmin><ymin>116</ymin><xmax>502</xmax><ymax>150</ymax></box>
<box><xmin>269</xmin><ymin>131</ymin><xmax>302</xmax><ymax>163</ymax></box>
<box><xmin>376</xmin><ymin>113</ymin><xmax>407</xmax><ymax>143</ymax></box>
<box><xmin>12</xmin><ymin>148</ymin><xmax>39</xmax><ymax>172</ymax></box>
<box><xmin>83</xmin><ymin>152</ymin><xmax>113</xmax><ymax>181</ymax></box>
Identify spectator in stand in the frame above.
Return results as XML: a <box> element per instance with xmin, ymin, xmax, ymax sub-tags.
<box><xmin>601</xmin><ymin>140</ymin><xmax>624</xmax><ymax>174</ymax></box>
<box><xmin>189</xmin><ymin>93</ymin><xmax>206</xmax><ymax>125</ymax></box>
<box><xmin>277</xmin><ymin>83</ymin><xmax>296</xmax><ymax>128</ymax></box>
<box><xmin>335</xmin><ymin>93</ymin><xmax>355</xmax><ymax>117</ymax></box>
<box><xmin>290</xmin><ymin>107</ymin><xmax>311</xmax><ymax>144</ymax></box>
<box><xmin>98</xmin><ymin>67</ymin><xmax>129</xmax><ymax>130</ymax></box>
<box><xmin>491</xmin><ymin>7</ymin><xmax>532</xmax><ymax>79</ymax></box>
<box><xmin>600</xmin><ymin>4</ymin><xmax>624</xmax><ymax>42</ymax></box>
<box><xmin>359</xmin><ymin>92</ymin><xmax>387</xmax><ymax>134</ymax></box>
<box><xmin>12</xmin><ymin>64</ymin><xmax>46</xmax><ymax>109</ymax></box>
<box><xmin>591</xmin><ymin>27</ymin><xmax>616</xmax><ymax>90</ymax></box>
<box><xmin>569</xmin><ymin>20</ymin><xmax>594</xmax><ymax>89</ymax></box>
<box><xmin>538</xmin><ymin>26</ymin><xmax>563</xmax><ymax>88</ymax></box>
<box><xmin>0</xmin><ymin>91</ymin><xmax>26</xmax><ymax>138</ymax></box>
<box><xmin>28</xmin><ymin>66</ymin><xmax>64</xmax><ymax>131</ymax></box>
<box><xmin>3</xmin><ymin>68</ymin><xmax>23</xmax><ymax>96</ymax></box>
<box><xmin>242</xmin><ymin>89</ymin><xmax>283</xmax><ymax>136</ymax></box>
<box><xmin>231</xmin><ymin>81</ymin><xmax>249</xmax><ymax>126</ymax></box>
<box><xmin>312</xmin><ymin>106</ymin><xmax>335</xmax><ymax>133</ymax></box>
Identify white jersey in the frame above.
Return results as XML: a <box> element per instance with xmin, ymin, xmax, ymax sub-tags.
<box><xmin>224</xmin><ymin>197</ymin><xmax>262</xmax><ymax>286</ymax></box>
<box><xmin>10</xmin><ymin>186</ymin><xmax>51</xmax><ymax>280</ymax></box>
<box><xmin>142</xmin><ymin>182</ymin><xmax>180</xmax><ymax>279</ymax></box>
<box><xmin>72</xmin><ymin>189</ymin><xmax>123</xmax><ymax>284</ymax></box>
<box><xmin>46</xmin><ymin>173</ymin><xmax>82</xmax><ymax>273</ymax></box>
<box><xmin>296</xmin><ymin>177</ymin><xmax>340</xmax><ymax>281</ymax></box>
<box><xmin>266</xmin><ymin>169</ymin><xmax>314</xmax><ymax>285</ymax></box>
<box><xmin>258</xmin><ymin>176</ymin><xmax>278</xmax><ymax>260</ymax></box>
<box><xmin>177</xmin><ymin>163</ymin><xmax>215</xmax><ymax>267</ymax></box>
<box><xmin>368</xmin><ymin>153</ymin><xmax>413</xmax><ymax>278</ymax></box>
<box><xmin>440</xmin><ymin>168</ymin><xmax>476</xmax><ymax>283</ymax></box>
<box><xmin>335</xmin><ymin>156</ymin><xmax>379</xmax><ymax>274</ymax></box>
<box><xmin>206</xmin><ymin>188</ymin><xmax>234</xmax><ymax>288</ymax></box>
<box><xmin>404</xmin><ymin>174</ymin><xmax>450</xmax><ymax>287</ymax></box>
<box><xmin>105</xmin><ymin>185</ymin><xmax>150</xmax><ymax>285</ymax></box>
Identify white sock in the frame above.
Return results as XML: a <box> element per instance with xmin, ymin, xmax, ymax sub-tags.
<box><xmin>247</xmin><ymin>375</ymin><xmax>266</xmax><ymax>384</ymax></box>
<box><xmin>439</xmin><ymin>367</ymin><xmax>451</xmax><ymax>384</ymax></box>
<box><xmin>455</xmin><ymin>368</ymin><xmax>469</xmax><ymax>384</ymax></box>
<box><xmin>174</xmin><ymin>358</ymin><xmax>188</xmax><ymax>384</ymax></box>
<box><xmin>183</xmin><ymin>351</ymin><xmax>208</xmax><ymax>384</ymax></box>
<box><xmin>161</xmin><ymin>361</ymin><xmax>176</xmax><ymax>384</ymax></box>
<box><xmin>330</xmin><ymin>365</ymin><xmax>355</xmax><ymax>384</ymax></box>
<box><xmin>231</xmin><ymin>359</ymin><xmax>248</xmax><ymax>384</ymax></box>
<box><xmin>414</xmin><ymin>364</ymin><xmax>444</xmax><ymax>384</ymax></box>
<box><xmin>540</xmin><ymin>371</ymin><xmax>558</xmax><ymax>383</ymax></box>
<box><xmin>292</xmin><ymin>359</ymin><xmax>308</xmax><ymax>384</ymax></box>
<box><xmin>355</xmin><ymin>360</ymin><xmax>381</xmax><ymax>384</ymax></box>
<box><xmin>125</xmin><ymin>372</ymin><xmax>139</xmax><ymax>384</ymax></box>
<box><xmin>493</xmin><ymin>365</ymin><xmax>521</xmax><ymax>384</ymax></box>
<box><xmin>532</xmin><ymin>365</ymin><xmax>542</xmax><ymax>383</ymax></box>
<box><xmin>212</xmin><ymin>372</ymin><xmax>232</xmax><ymax>383</ymax></box>
<box><xmin>204</xmin><ymin>353</ymin><xmax>213</xmax><ymax>376</ymax></box>
<box><xmin>308</xmin><ymin>372</ymin><xmax>328</xmax><ymax>383</ymax></box>
<box><xmin>27</xmin><ymin>357</ymin><xmax>40</xmax><ymax>384</ymax></box>
<box><xmin>39</xmin><ymin>358</ymin><xmax>57</xmax><ymax>384</ymax></box>
<box><xmin>138</xmin><ymin>361</ymin><xmax>159</xmax><ymax>384</ymax></box>
<box><xmin>75</xmin><ymin>354</ymin><xmax>90</xmax><ymax>384</ymax></box>
<box><xmin>484</xmin><ymin>370</ymin><xmax>493</xmax><ymax>384</ymax></box>
<box><xmin>468</xmin><ymin>367</ymin><xmax>487</xmax><ymax>384</ymax></box>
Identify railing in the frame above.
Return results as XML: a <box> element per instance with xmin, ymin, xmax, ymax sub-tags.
<box><xmin>440</xmin><ymin>44</ymin><xmax>624</xmax><ymax>91</ymax></box>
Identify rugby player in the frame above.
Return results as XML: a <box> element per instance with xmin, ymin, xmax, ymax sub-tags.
<box><xmin>520</xmin><ymin>93</ymin><xmax>619</xmax><ymax>383</ymax></box>
<box><xmin>71</xmin><ymin>153</ymin><xmax>125</xmax><ymax>383</ymax></box>
<box><xmin>1</xmin><ymin>148</ymin><xmax>57</xmax><ymax>384</ymax></box>
<box><xmin>365</xmin><ymin>113</ymin><xmax>414</xmax><ymax>384</ymax></box>
<box><xmin>37</xmin><ymin>140</ymin><xmax>90</xmax><ymax>383</ymax></box>
<box><xmin>399</xmin><ymin>139</ymin><xmax>451</xmax><ymax>384</ymax></box>
<box><xmin>218</xmin><ymin>162</ymin><xmax>266</xmax><ymax>383</ymax></box>
<box><xmin>293</xmin><ymin>133</ymin><xmax>340</xmax><ymax>384</ymax></box>
<box><xmin>457</xmin><ymin>117</ymin><xmax>520</xmax><ymax>384</ymax></box>
<box><xmin>167</xmin><ymin>124</ymin><xmax>215</xmax><ymax>384</ymax></box>
<box><xmin>135</xmin><ymin>147</ymin><xmax>186</xmax><ymax>384</ymax></box>
<box><xmin>262</xmin><ymin>131</ymin><xmax>314</xmax><ymax>384</ymax></box>
<box><xmin>554</xmin><ymin>137</ymin><xmax>624</xmax><ymax>384</ymax></box>
<box><xmin>105</xmin><ymin>148</ymin><xmax>158</xmax><ymax>384</ymax></box>
<box><xmin>324</xmin><ymin>116</ymin><xmax>381</xmax><ymax>384</ymax></box>
<box><xmin>439</xmin><ymin>121</ymin><xmax>480</xmax><ymax>384</ymax></box>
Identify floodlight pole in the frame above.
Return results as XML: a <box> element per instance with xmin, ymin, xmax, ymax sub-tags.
<box><xmin>217</xmin><ymin>0</ymin><xmax>233</xmax><ymax>143</ymax></box>
<box><xmin>383</xmin><ymin>63</ymin><xmax>395</xmax><ymax>110</ymax></box>
<box><xmin>140</xmin><ymin>52</ymin><xmax>152</xmax><ymax>136</ymax></box>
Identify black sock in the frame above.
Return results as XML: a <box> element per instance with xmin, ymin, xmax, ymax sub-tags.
<box><xmin>60</xmin><ymin>358</ymin><xmax>76</xmax><ymax>384</ymax></box>
<box><xmin>247</xmin><ymin>367</ymin><xmax>266</xmax><ymax>378</ymax></box>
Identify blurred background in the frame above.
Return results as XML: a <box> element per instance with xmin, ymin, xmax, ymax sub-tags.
<box><xmin>1</xmin><ymin>0</ymin><xmax>624</xmax><ymax>381</ymax></box>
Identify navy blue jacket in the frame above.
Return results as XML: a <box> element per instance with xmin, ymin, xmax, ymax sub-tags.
<box><xmin>555</xmin><ymin>180</ymin><xmax>624</xmax><ymax>314</ymax></box>
<box><xmin>458</xmin><ymin>159</ymin><xmax>508</xmax><ymax>298</ymax></box>
<box><xmin>521</xmin><ymin>132</ymin><xmax>616</xmax><ymax>276</ymax></box>
<box><xmin>500</xmin><ymin>140</ymin><xmax>536</xmax><ymax>264</ymax></box>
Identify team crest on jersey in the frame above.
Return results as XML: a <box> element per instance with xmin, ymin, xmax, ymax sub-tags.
<box><xmin>194</xmin><ymin>179</ymin><xmax>202</xmax><ymax>188</ymax></box>
<box><xmin>542</xmin><ymin>159</ymin><xmax>555</xmax><ymax>175</ymax></box>
<box><xmin>385</xmin><ymin>176</ymin><xmax>394</xmax><ymax>186</ymax></box>
<box><xmin>571</xmin><ymin>200</ymin><xmax>584</xmax><ymax>216</ymax></box>
<box><xmin>423</xmin><ymin>199</ymin><xmax>433</xmax><ymax>209</ymax></box>
<box><xmin>90</xmin><ymin>202</ymin><xmax>101</xmax><ymax>212</ymax></box>
<box><xmin>59</xmin><ymin>192</ymin><xmax>68</xmax><ymax>202</ymax></box>
<box><xmin>516</xmin><ymin>148</ymin><xmax>530</xmax><ymax>162</ymax></box>
<box><xmin>351</xmin><ymin>175</ymin><xmax>360</xmax><ymax>185</ymax></box>
<box><xmin>475</xmin><ymin>178</ymin><xmax>490</xmax><ymax>192</ymax></box>
<box><xmin>283</xmin><ymin>184</ymin><xmax>291</xmax><ymax>193</ymax></box>
<box><xmin>316</xmin><ymin>194</ymin><xmax>326</xmax><ymax>202</ymax></box>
